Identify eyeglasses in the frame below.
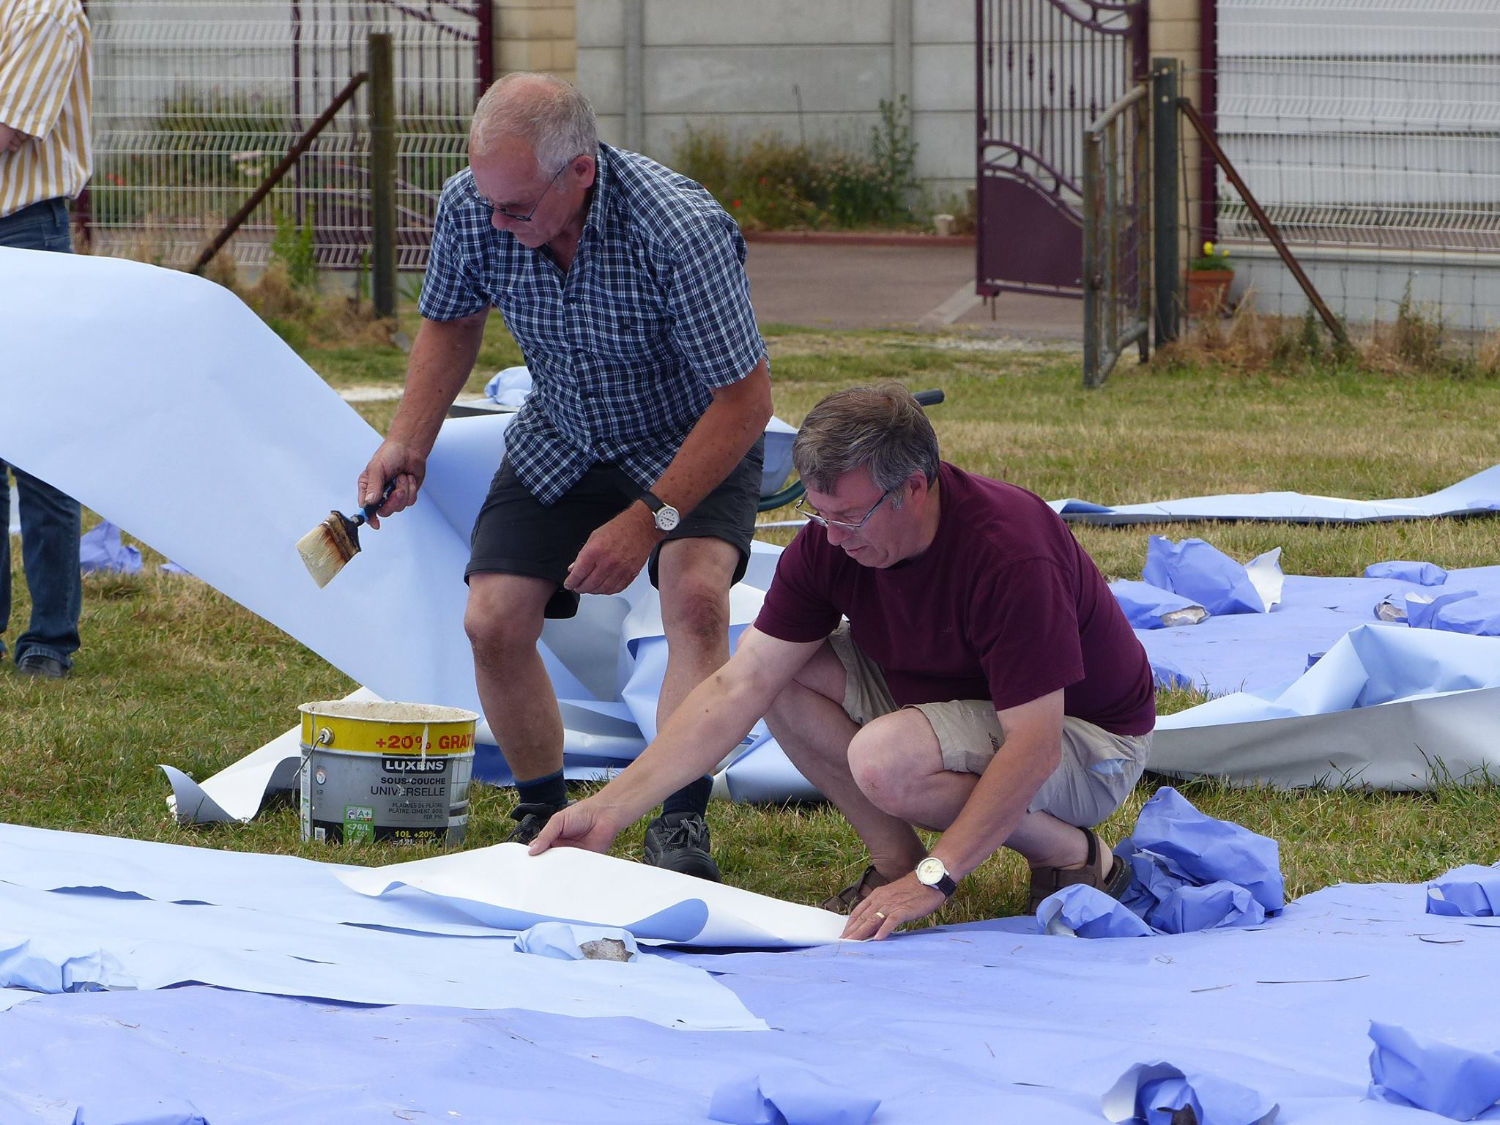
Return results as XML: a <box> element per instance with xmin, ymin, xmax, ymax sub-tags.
<box><xmin>464</xmin><ymin>153</ymin><xmax>583</xmax><ymax>223</ymax></box>
<box><xmin>795</xmin><ymin>489</ymin><xmax>895</xmax><ymax>534</ymax></box>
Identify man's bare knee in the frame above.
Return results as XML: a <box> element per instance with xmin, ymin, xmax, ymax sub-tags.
<box><xmin>661</xmin><ymin>577</ymin><xmax>730</xmax><ymax>649</ymax></box>
<box><xmin>464</xmin><ymin>580</ymin><xmax>545</xmax><ymax>666</ymax></box>
<box><xmin>846</xmin><ymin>723</ymin><xmax>907</xmax><ymax>808</ymax></box>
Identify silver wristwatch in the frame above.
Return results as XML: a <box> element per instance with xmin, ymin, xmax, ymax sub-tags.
<box><xmin>915</xmin><ymin>856</ymin><xmax>958</xmax><ymax>898</ymax></box>
<box><xmin>641</xmin><ymin>491</ymin><xmax>681</xmax><ymax>532</ymax></box>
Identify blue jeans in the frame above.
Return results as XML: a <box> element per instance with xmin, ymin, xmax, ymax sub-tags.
<box><xmin>0</xmin><ymin>198</ymin><xmax>83</xmax><ymax>668</ymax></box>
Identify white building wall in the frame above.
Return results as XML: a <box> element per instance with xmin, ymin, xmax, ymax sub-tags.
<box><xmin>576</xmin><ymin>0</ymin><xmax>976</xmax><ymax>208</ymax></box>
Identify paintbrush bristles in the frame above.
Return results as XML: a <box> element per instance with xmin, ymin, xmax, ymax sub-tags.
<box><xmin>296</xmin><ymin>511</ymin><xmax>361</xmax><ymax>588</ymax></box>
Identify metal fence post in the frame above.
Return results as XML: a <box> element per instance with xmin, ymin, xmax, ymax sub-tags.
<box><xmin>1152</xmin><ymin>57</ymin><xmax>1180</xmax><ymax>344</ymax></box>
<box><xmin>370</xmin><ymin>32</ymin><xmax>396</xmax><ymax>318</ymax></box>
<box><xmin>1082</xmin><ymin>129</ymin><xmax>1101</xmax><ymax>387</ymax></box>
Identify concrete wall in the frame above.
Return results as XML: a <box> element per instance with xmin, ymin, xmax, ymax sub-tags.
<box><xmin>573</xmin><ymin>0</ymin><xmax>976</xmax><ymax>211</ymax></box>
<box><xmin>495</xmin><ymin>0</ymin><xmax>579</xmax><ymax>84</ymax></box>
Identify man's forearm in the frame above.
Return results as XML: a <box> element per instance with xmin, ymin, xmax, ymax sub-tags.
<box><xmin>386</xmin><ymin>314</ymin><xmax>488</xmax><ymax>453</ymax></box>
<box><xmin>929</xmin><ymin>715</ymin><xmax>1064</xmax><ymax>880</ymax></box>
<box><xmin>650</xmin><ymin>357</ymin><xmax>772</xmax><ymax>513</ymax></box>
<box><xmin>592</xmin><ymin>628</ymin><xmax>811</xmax><ymax>827</ymax></box>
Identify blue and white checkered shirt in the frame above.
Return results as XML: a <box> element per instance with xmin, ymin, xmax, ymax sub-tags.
<box><xmin>420</xmin><ymin>143</ymin><xmax>767</xmax><ymax>504</ymax></box>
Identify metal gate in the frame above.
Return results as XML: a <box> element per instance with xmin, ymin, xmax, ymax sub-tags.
<box><xmin>975</xmin><ymin>0</ymin><xmax>1147</xmax><ymax>297</ymax></box>
<box><xmin>86</xmin><ymin>0</ymin><xmax>491</xmax><ymax>272</ymax></box>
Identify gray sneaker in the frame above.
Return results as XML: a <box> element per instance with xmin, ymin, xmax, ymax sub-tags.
<box><xmin>643</xmin><ymin>811</ymin><xmax>721</xmax><ymax>882</ymax></box>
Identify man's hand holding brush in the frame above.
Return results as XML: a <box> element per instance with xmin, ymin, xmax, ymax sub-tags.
<box><xmin>357</xmin><ymin>439</ymin><xmax>426</xmax><ymax>529</ymax></box>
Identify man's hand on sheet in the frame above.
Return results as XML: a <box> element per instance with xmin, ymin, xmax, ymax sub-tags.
<box><xmin>528</xmin><ymin>796</ymin><xmax>623</xmax><ymax>856</ymax></box>
<box><xmin>358</xmin><ymin>440</ymin><xmax>426</xmax><ymax>529</ymax></box>
<box><xmin>564</xmin><ymin>506</ymin><xmax>659</xmax><ymax>596</ymax></box>
<box><xmin>841</xmin><ymin>874</ymin><xmax>946</xmax><ymax>941</ymax></box>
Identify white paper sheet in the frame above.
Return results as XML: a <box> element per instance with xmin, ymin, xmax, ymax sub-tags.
<box><xmin>338</xmin><ymin>842</ymin><xmax>846</xmax><ymax>948</ymax></box>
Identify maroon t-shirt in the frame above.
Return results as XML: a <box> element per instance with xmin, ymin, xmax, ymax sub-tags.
<box><xmin>755</xmin><ymin>463</ymin><xmax>1155</xmax><ymax>736</ymax></box>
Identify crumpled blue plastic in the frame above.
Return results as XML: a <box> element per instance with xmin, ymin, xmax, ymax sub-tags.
<box><xmin>1426</xmin><ymin>863</ymin><xmax>1500</xmax><ymax>917</ymax></box>
<box><xmin>1120</xmin><ymin>787</ymin><xmax>1284</xmax><ymax>918</ymax></box>
<box><xmin>513</xmin><ymin>921</ymin><xmax>639</xmax><ymax>962</ymax></box>
<box><xmin>1368</xmin><ymin>1020</ymin><xmax>1500</xmax><ymax>1120</ymax></box>
<box><xmin>1103</xmin><ymin>1061</ymin><xmax>1279</xmax><ymax>1125</ymax></box>
<box><xmin>1142</xmin><ymin>537</ymin><xmax>1267</xmax><ymax>616</ymax></box>
<box><xmin>72</xmin><ymin>1102</ymin><xmax>209</xmax><ymax>1125</ymax></box>
<box><xmin>708</xmin><ymin>1067</ymin><xmax>880</xmax><ymax>1125</ymax></box>
<box><xmin>484</xmin><ymin>364</ymin><xmax>533</xmax><ymax>407</ymax></box>
<box><xmin>1036</xmin><ymin>789</ymin><xmax>1284</xmax><ymax>938</ymax></box>
<box><xmin>1037</xmin><ymin>884</ymin><xmax>1155</xmax><ymax>938</ymax></box>
<box><xmin>1365</xmin><ymin>559</ymin><xmax>1448</xmax><ymax>586</ymax></box>
<box><xmin>79</xmin><ymin>521</ymin><xmax>142</xmax><ymax>575</ymax></box>
<box><xmin>1110</xmin><ymin>580</ymin><xmax>1209</xmax><ymax>630</ymax></box>
<box><xmin>1407</xmin><ymin>589</ymin><xmax>1500</xmax><ymax>637</ymax></box>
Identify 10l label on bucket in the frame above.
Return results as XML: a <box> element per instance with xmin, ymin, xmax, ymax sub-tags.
<box><xmin>298</xmin><ymin>699</ymin><xmax>479</xmax><ymax>846</ymax></box>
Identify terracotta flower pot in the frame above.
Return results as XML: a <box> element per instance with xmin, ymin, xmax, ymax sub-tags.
<box><xmin>1187</xmin><ymin>269</ymin><xmax>1234</xmax><ymax>316</ymax></box>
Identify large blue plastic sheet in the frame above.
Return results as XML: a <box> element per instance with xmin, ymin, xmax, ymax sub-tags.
<box><xmin>1049</xmin><ymin>463</ymin><xmax>1500</xmax><ymax>525</ymax></box>
<box><xmin>1135</xmin><ymin>565</ymin><xmax>1500</xmax><ymax>700</ymax></box>
<box><xmin>3</xmin><ymin>831</ymin><xmax>1500</xmax><ymax>1123</ymax></box>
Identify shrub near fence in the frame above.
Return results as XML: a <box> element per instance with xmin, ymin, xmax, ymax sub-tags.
<box><xmin>672</xmin><ymin>98</ymin><xmax>923</xmax><ymax>232</ymax></box>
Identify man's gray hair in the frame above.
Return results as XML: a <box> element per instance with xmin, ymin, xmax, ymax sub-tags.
<box><xmin>792</xmin><ymin>383</ymin><xmax>941</xmax><ymax>495</ymax></box>
<box><xmin>470</xmin><ymin>72</ymin><xmax>598</xmax><ymax>171</ymax></box>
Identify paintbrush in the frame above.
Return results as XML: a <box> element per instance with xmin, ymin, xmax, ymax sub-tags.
<box><xmin>296</xmin><ymin>482</ymin><xmax>395</xmax><ymax>588</ymax></box>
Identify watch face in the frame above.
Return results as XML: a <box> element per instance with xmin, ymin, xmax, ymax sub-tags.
<box><xmin>916</xmin><ymin>857</ymin><xmax>945</xmax><ymax>885</ymax></box>
<box><xmin>655</xmin><ymin>505</ymin><xmax>681</xmax><ymax>532</ymax></box>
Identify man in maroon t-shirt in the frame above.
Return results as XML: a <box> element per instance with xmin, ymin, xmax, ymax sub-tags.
<box><xmin>533</xmin><ymin>383</ymin><xmax>1154</xmax><ymax>939</ymax></box>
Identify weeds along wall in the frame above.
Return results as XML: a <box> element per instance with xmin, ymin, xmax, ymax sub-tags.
<box><xmin>1192</xmin><ymin>0</ymin><xmax>1500</xmax><ymax>336</ymax></box>
<box><xmin>85</xmin><ymin>0</ymin><xmax>488</xmax><ymax>273</ymax></box>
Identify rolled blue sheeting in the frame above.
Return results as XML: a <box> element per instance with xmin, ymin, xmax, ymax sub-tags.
<box><xmin>1050</xmin><ymin>463</ymin><xmax>1500</xmax><ymax>525</ymax></box>
<box><xmin>1367</xmin><ymin>1020</ymin><xmax>1500</xmax><ymax>1120</ymax></box>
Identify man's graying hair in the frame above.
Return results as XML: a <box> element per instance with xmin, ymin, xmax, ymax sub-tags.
<box><xmin>792</xmin><ymin>383</ymin><xmax>940</xmax><ymax>495</ymax></box>
<box><xmin>470</xmin><ymin>72</ymin><xmax>598</xmax><ymax>171</ymax></box>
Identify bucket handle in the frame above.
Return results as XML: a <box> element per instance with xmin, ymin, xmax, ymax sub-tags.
<box><xmin>316</xmin><ymin>726</ymin><xmax>334</xmax><ymax>747</ymax></box>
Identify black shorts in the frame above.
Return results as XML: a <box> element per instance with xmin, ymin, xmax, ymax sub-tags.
<box><xmin>466</xmin><ymin>436</ymin><xmax>765</xmax><ymax>619</ymax></box>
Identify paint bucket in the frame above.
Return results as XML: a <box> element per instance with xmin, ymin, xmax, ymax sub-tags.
<box><xmin>298</xmin><ymin>699</ymin><xmax>478</xmax><ymax>846</ymax></box>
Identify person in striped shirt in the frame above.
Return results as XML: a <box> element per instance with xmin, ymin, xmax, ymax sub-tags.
<box><xmin>0</xmin><ymin>0</ymin><xmax>92</xmax><ymax>679</ymax></box>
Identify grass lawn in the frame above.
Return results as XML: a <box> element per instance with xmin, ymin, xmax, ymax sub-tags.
<box><xmin>5</xmin><ymin>299</ymin><xmax>1499</xmax><ymax>926</ymax></box>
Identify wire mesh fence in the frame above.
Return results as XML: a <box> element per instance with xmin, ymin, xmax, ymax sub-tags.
<box><xmin>86</xmin><ymin>0</ymin><xmax>487</xmax><ymax>273</ymax></box>
<box><xmin>1185</xmin><ymin>1</ymin><xmax>1500</xmax><ymax>341</ymax></box>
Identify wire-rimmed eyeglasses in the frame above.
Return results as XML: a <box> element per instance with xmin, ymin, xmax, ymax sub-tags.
<box><xmin>464</xmin><ymin>153</ymin><xmax>584</xmax><ymax>223</ymax></box>
<box><xmin>795</xmin><ymin>489</ymin><xmax>895</xmax><ymax>534</ymax></box>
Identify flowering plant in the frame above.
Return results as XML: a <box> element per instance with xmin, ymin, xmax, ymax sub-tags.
<box><xmin>1189</xmin><ymin>240</ymin><xmax>1232</xmax><ymax>272</ymax></box>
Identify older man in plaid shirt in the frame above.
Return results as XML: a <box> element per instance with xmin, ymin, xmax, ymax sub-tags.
<box><xmin>359</xmin><ymin>73</ymin><xmax>772</xmax><ymax>879</ymax></box>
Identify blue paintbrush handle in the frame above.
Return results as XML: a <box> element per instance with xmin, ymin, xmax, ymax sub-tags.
<box><xmin>357</xmin><ymin>480</ymin><xmax>398</xmax><ymax>525</ymax></box>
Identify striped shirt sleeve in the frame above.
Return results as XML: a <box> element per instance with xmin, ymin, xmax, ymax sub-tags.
<box><xmin>0</xmin><ymin>0</ymin><xmax>91</xmax><ymax>217</ymax></box>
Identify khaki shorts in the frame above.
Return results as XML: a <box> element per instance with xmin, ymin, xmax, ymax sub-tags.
<box><xmin>828</xmin><ymin>624</ymin><xmax>1151</xmax><ymax>828</ymax></box>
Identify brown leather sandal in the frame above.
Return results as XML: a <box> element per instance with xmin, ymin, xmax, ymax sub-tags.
<box><xmin>819</xmin><ymin>865</ymin><xmax>892</xmax><ymax>914</ymax></box>
<box><xmin>1027</xmin><ymin>827</ymin><xmax>1131</xmax><ymax>913</ymax></box>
